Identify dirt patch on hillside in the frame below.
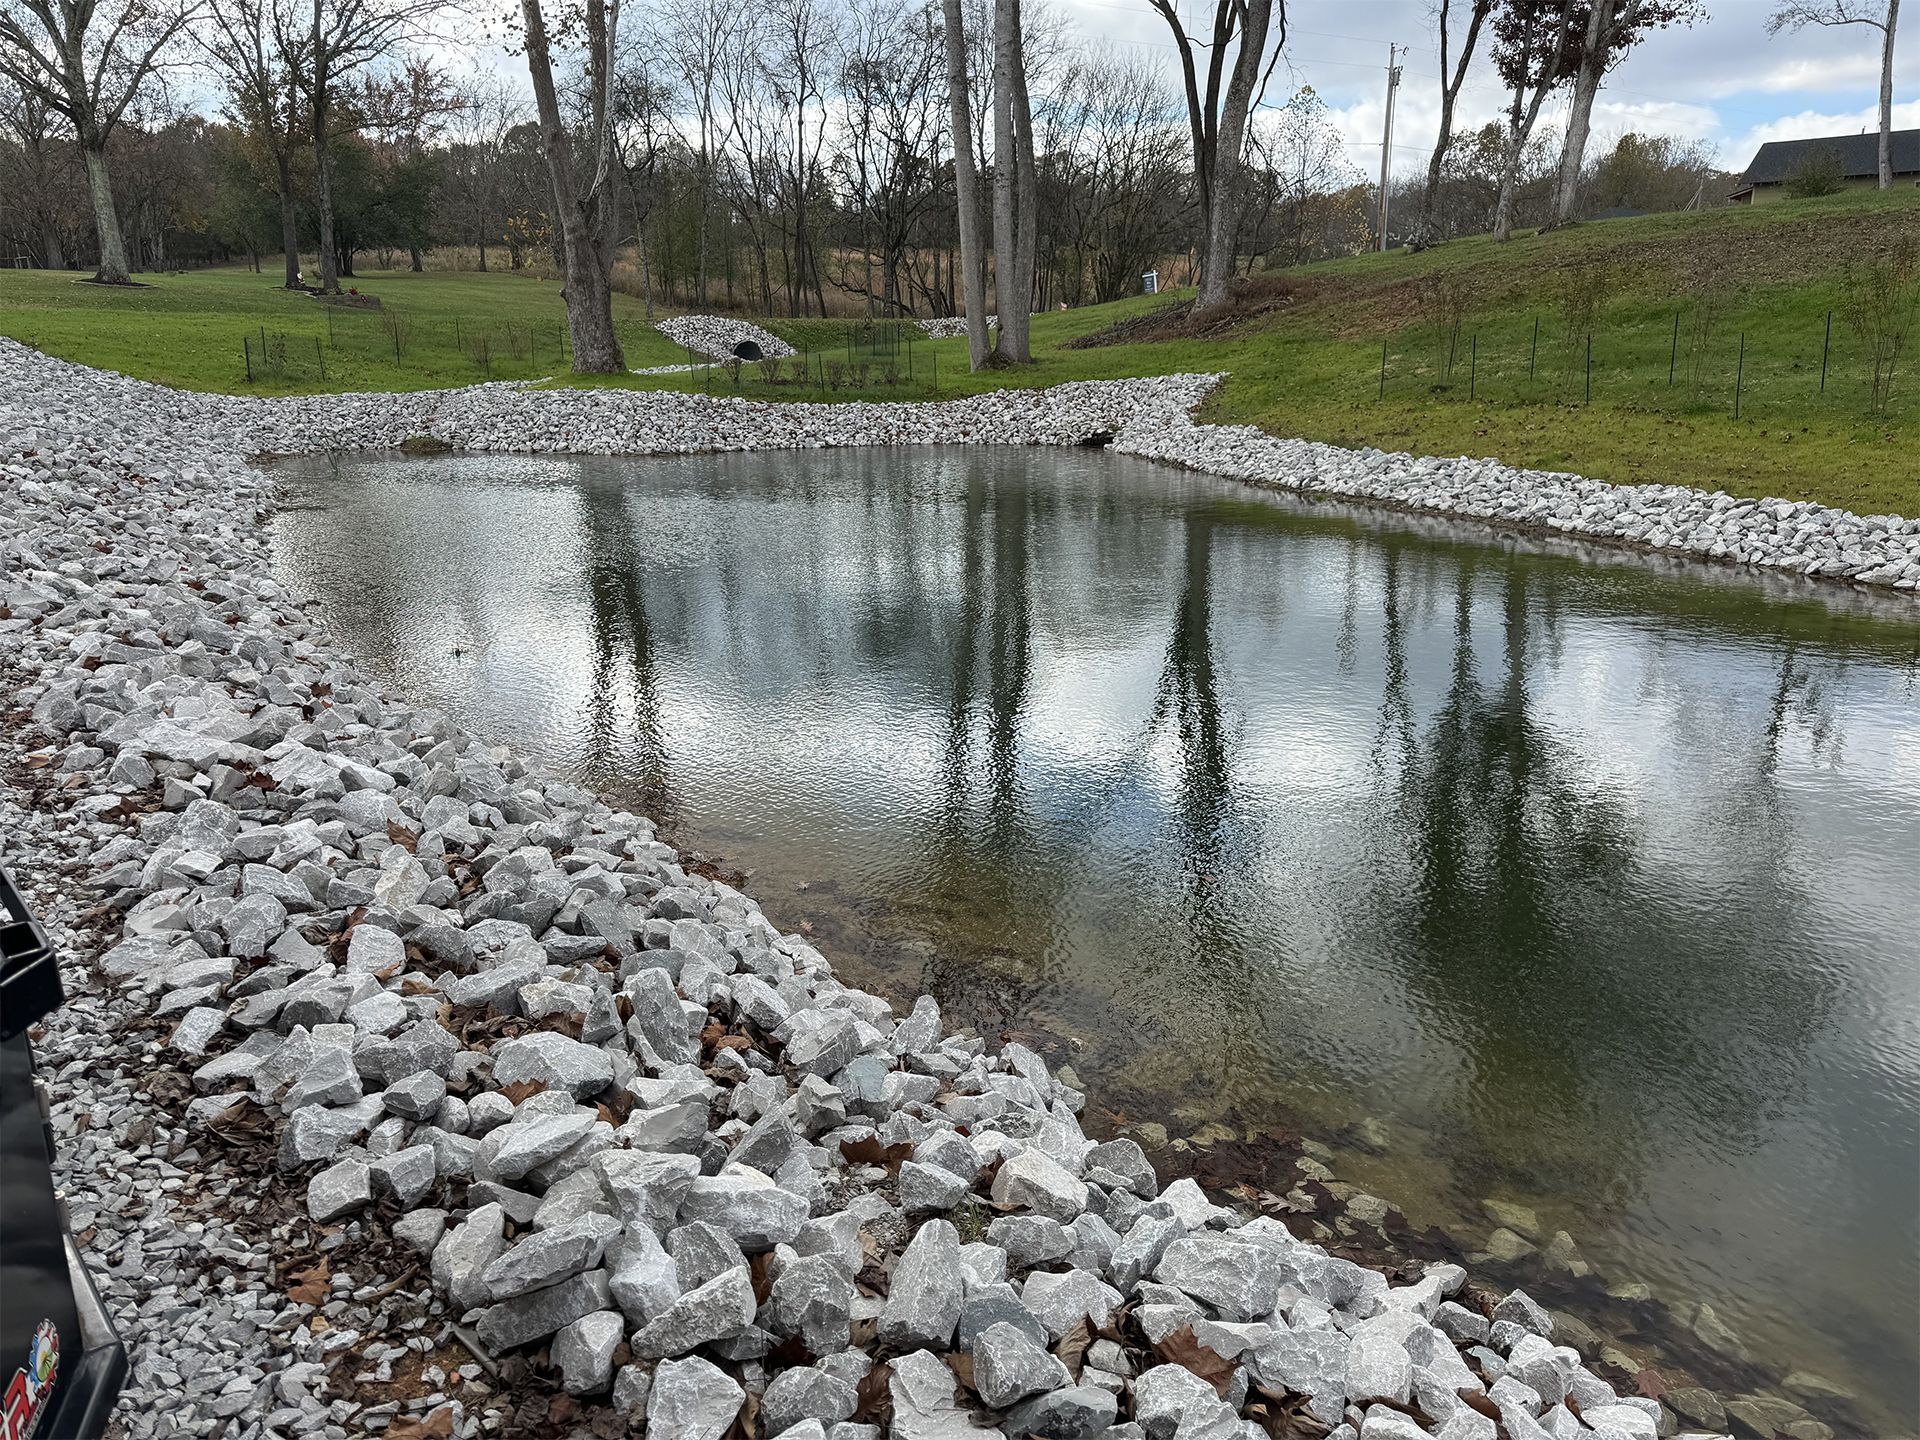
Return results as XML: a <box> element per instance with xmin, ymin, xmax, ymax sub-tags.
<box><xmin>1067</xmin><ymin>274</ymin><xmax>1313</xmax><ymax>347</ymax></box>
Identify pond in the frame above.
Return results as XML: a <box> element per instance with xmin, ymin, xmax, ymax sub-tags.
<box><xmin>274</xmin><ymin>446</ymin><xmax>1920</xmax><ymax>1431</ymax></box>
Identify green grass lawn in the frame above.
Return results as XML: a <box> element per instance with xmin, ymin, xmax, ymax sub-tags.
<box><xmin>0</xmin><ymin>266</ymin><xmax>690</xmax><ymax>393</ymax></box>
<box><xmin>2</xmin><ymin>190</ymin><xmax>1916</xmax><ymax>515</ymax></box>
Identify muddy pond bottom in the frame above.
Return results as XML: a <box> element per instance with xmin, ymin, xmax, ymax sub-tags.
<box><xmin>274</xmin><ymin>446</ymin><xmax>1920</xmax><ymax>1432</ymax></box>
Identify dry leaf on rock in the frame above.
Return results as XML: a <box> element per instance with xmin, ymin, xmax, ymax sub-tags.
<box><xmin>384</xmin><ymin>1408</ymin><xmax>454</xmax><ymax>1440</ymax></box>
<box><xmin>1153</xmin><ymin>1325</ymin><xmax>1237</xmax><ymax>1398</ymax></box>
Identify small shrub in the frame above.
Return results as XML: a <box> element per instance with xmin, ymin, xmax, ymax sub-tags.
<box><xmin>758</xmin><ymin>357</ymin><xmax>784</xmax><ymax>385</ymax></box>
<box><xmin>379</xmin><ymin>308</ymin><xmax>412</xmax><ymax>359</ymax></box>
<box><xmin>1415</xmin><ymin>270</ymin><xmax>1475</xmax><ymax>383</ymax></box>
<box><xmin>1680</xmin><ymin>271</ymin><xmax>1729</xmax><ymax>403</ymax></box>
<box><xmin>1839</xmin><ymin>233</ymin><xmax>1920</xmax><ymax>414</ymax></box>
<box><xmin>825</xmin><ymin>359</ymin><xmax>847</xmax><ymax>389</ymax></box>
<box><xmin>1784</xmin><ymin>145</ymin><xmax>1846</xmax><ymax>199</ymax></box>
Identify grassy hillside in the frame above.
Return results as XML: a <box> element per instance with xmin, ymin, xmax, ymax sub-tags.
<box><xmin>1</xmin><ymin>191</ymin><xmax>1915</xmax><ymax>514</ymax></box>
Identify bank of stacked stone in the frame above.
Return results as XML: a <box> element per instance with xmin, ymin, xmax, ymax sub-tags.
<box><xmin>0</xmin><ymin>352</ymin><xmax>1776</xmax><ymax>1440</ymax></box>
<box><xmin>655</xmin><ymin>315</ymin><xmax>798</xmax><ymax>362</ymax></box>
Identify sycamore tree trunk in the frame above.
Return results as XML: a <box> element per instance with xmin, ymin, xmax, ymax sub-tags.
<box><xmin>1194</xmin><ymin>0</ymin><xmax>1274</xmax><ymax>314</ymax></box>
<box><xmin>1879</xmin><ymin>0</ymin><xmax>1900</xmax><ymax>186</ymax></box>
<box><xmin>312</xmin><ymin>116</ymin><xmax>341</xmax><ymax>292</ymax></box>
<box><xmin>1549</xmin><ymin>3</ymin><xmax>1612</xmax><ymax>226</ymax></box>
<box><xmin>82</xmin><ymin>143</ymin><xmax>131</xmax><ymax>283</ymax></box>
<box><xmin>1414</xmin><ymin>0</ymin><xmax>1489</xmax><ymax>247</ymax></box>
<box><xmin>941</xmin><ymin>0</ymin><xmax>991</xmax><ymax>370</ymax></box>
<box><xmin>521</xmin><ymin>0</ymin><xmax>626</xmax><ymax>373</ymax></box>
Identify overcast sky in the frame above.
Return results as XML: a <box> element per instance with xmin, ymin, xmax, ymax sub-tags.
<box><xmin>1061</xmin><ymin>0</ymin><xmax>1914</xmax><ymax>180</ymax></box>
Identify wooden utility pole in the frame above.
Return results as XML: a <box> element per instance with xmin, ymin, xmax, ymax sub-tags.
<box><xmin>1377</xmin><ymin>44</ymin><xmax>1403</xmax><ymax>252</ymax></box>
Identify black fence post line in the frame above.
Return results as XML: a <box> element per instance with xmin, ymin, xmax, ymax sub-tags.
<box><xmin>1469</xmin><ymin>332</ymin><xmax>1477</xmax><ymax>402</ymax></box>
<box><xmin>1669</xmin><ymin>310</ymin><xmax>1679</xmax><ymax>387</ymax></box>
<box><xmin>1585</xmin><ymin>331</ymin><xmax>1592</xmax><ymax>404</ymax></box>
<box><xmin>1735</xmin><ymin>331</ymin><xmax>1746</xmax><ymax>420</ymax></box>
<box><xmin>327</xmin><ymin>307</ymin><xmax>335</xmax><ymax>347</ymax></box>
<box><xmin>243</xmin><ymin>337</ymin><xmax>253</xmax><ymax>383</ymax></box>
<box><xmin>1820</xmin><ymin>310</ymin><xmax>1832</xmax><ymax>393</ymax></box>
<box><xmin>455</xmin><ymin>317</ymin><xmax>462</xmax><ymax>350</ymax></box>
<box><xmin>316</xmin><ymin>337</ymin><xmax>326</xmax><ymax>383</ymax></box>
<box><xmin>1529</xmin><ymin>317</ymin><xmax>1539</xmax><ymax>379</ymax></box>
<box><xmin>1378</xmin><ymin>335</ymin><xmax>1388</xmax><ymax>400</ymax></box>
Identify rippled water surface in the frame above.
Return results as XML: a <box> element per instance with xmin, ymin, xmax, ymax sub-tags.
<box><xmin>275</xmin><ymin>447</ymin><xmax>1920</xmax><ymax>1430</ymax></box>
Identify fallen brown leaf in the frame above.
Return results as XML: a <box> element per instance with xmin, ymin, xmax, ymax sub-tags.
<box><xmin>840</xmin><ymin>1135</ymin><xmax>914</xmax><ymax>1176</ymax></box>
<box><xmin>286</xmin><ymin>1260</ymin><xmax>330</xmax><ymax>1306</ymax></box>
<box><xmin>385</xmin><ymin>1408</ymin><xmax>455</xmax><ymax>1440</ymax></box>
<box><xmin>1154</xmin><ymin>1325</ymin><xmax>1237</xmax><ymax>1398</ymax></box>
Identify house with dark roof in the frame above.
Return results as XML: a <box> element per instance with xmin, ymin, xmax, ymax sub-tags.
<box><xmin>1730</xmin><ymin>128</ymin><xmax>1920</xmax><ymax>203</ymax></box>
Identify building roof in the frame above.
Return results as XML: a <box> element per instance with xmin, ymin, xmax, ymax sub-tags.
<box><xmin>1737</xmin><ymin>128</ymin><xmax>1920</xmax><ymax>187</ymax></box>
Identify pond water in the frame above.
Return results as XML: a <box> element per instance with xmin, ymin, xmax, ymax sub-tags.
<box><xmin>274</xmin><ymin>447</ymin><xmax>1920</xmax><ymax>1431</ymax></box>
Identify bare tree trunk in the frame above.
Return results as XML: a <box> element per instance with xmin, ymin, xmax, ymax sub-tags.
<box><xmin>990</xmin><ymin>0</ymin><xmax>1032</xmax><ymax>362</ymax></box>
<box><xmin>1549</xmin><ymin>0</ymin><xmax>1616</xmax><ymax>226</ymax></box>
<box><xmin>1879</xmin><ymin>0</ymin><xmax>1900</xmax><ymax>186</ymax></box>
<box><xmin>312</xmin><ymin>121</ymin><xmax>340</xmax><ymax>292</ymax></box>
<box><xmin>43</xmin><ymin>221</ymin><xmax>65</xmax><ymax>269</ymax></box>
<box><xmin>275</xmin><ymin>152</ymin><xmax>301</xmax><ymax>287</ymax></box>
<box><xmin>1195</xmin><ymin>0</ymin><xmax>1273</xmax><ymax>313</ymax></box>
<box><xmin>82</xmin><ymin>144</ymin><xmax>131</xmax><ymax>283</ymax></box>
<box><xmin>942</xmin><ymin>0</ymin><xmax>991</xmax><ymax>369</ymax></box>
<box><xmin>1414</xmin><ymin>0</ymin><xmax>1489</xmax><ymax>247</ymax></box>
<box><xmin>522</xmin><ymin>0</ymin><xmax>627</xmax><ymax>373</ymax></box>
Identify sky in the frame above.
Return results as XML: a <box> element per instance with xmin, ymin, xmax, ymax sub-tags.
<box><xmin>1054</xmin><ymin>0</ymin><xmax>1915</xmax><ymax>180</ymax></box>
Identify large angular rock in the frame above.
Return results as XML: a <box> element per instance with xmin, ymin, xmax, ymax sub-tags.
<box><xmin>889</xmin><ymin>1349</ymin><xmax>1005</xmax><ymax>1440</ymax></box>
<box><xmin>1133</xmin><ymin>1365</ymin><xmax>1227</xmax><ymax>1440</ymax></box>
<box><xmin>369</xmin><ymin>1144</ymin><xmax>437</xmax><ymax>1207</ymax></box>
<box><xmin>1019</xmin><ymin>1269</ymin><xmax>1123</xmax><ymax>1340</ymax></box>
<box><xmin>474</xmin><ymin>1269</ymin><xmax>613</xmax><ymax>1353</ymax></box>
<box><xmin>986</xmin><ymin>1215</ymin><xmax>1074</xmax><ymax>1269</ymax></box>
<box><xmin>433</xmin><ymin>1203</ymin><xmax>509</xmax><ymax>1311</ymax></box>
<box><xmin>649</xmin><ymin>1356</ymin><xmax>745</xmax><ymax>1440</ymax></box>
<box><xmin>760</xmin><ymin>1365</ymin><xmax>858</xmax><ymax>1437</ymax></box>
<box><xmin>879</xmin><ymin>1219</ymin><xmax>966</xmax><ymax>1351</ymax></box>
<box><xmin>1083</xmin><ymin>1138</ymin><xmax>1157</xmax><ymax>1198</ymax></box>
<box><xmin>1250</xmin><ymin>1330</ymin><xmax>1354</xmax><ymax>1425</ymax></box>
<box><xmin>553</xmin><ymin>1310</ymin><xmax>624</xmax><ymax>1395</ymax></box>
<box><xmin>989</xmin><ymin>1149</ymin><xmax>1088</xmax><ymax>1223</ymax></box>
<box><xmin>1153</xmin><ymin>1236</ymin><xmax>1283</xmax><ymax>1322</ymax></box>
<box><xmin>768</xmin><ymin>1254</ymin><xmax>854</xmax><ymax>1356</ymax></box>
<box><xmin>489</xmin><ymin>1031</ymin><xmax>614</xmax><ymax>1100</ymax></box>
<box><xmin>1347</xmin><ymin>1330</ymin><xmax>1413</xmax><ymax>1405</ymax></box>
<box><xmin>605</xmin><ymin>1224</ymin><xmax>682</xmax><ymax>1325</ymax></box>
<box><xmin>479</xmin><ymin>1214</ymin><xmax>621</xmax><ymax>1301</ymax></box>
<box><xmin>306</xmin><ymin>1156</ymin><xmax>373</xmax><ymax>1222</ymax></box>
<box><xmin>626</xmin><ymin>966</ymin><xmax>697</xmax><ymax>1064</ymax></box>
<box><xmin>973</xmin><ymin>1321</ymin><xmax>1071</xmax><ymax>1407</ymax></box>
<box><xmin>1004</xmin><ymin>1385</ymin><xmax>1119</xmax><ymax>1440</ymax></box>
<box><xmin>678</xmin><ymin>1167</ymin><xmax>809</xmax><ymax>1251</ymax></box>
<box><xmin>631</xmin><ymin>1264</ymin><xmax>756</xmax><ymax>1357</ymax></box>
<box><xmin>1110</xmin><ymin>1212</ymin><xmax>1184</xmax><ymax>1293</ymax></box>
<box><xmin>595</xmin><ymin>1148</ymin><xmax>701</xmax><ymax>1234</ymax></box>
<box><xmin>474</xmin><ymin>1110</ymin><xmax>600</xmax><ymax>1183</ymax></box>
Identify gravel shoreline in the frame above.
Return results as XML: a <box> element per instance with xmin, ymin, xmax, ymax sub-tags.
<box><xmin>0</xmin><ymin>339</ymin><xmax>1877</xmax><ymax>1440</ymax></box>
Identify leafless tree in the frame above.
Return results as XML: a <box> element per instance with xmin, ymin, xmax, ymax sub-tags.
<box><xmin>658</xmin><ymin>0</ymin><xmax>733</xmax><ymax>305</ymax></box>
<box><xmin>0</xmin><ymin>0</ymin><xmax>201</xmax><ymax>281</ymax></box>
<box><xmin>1146</xmin><ymin>0</ymin><xmax>1285</xmax><ymax>313</ymax></box>
<box><xmin>1413</xmin><ymin>0</ymin><xmax>1492</xmax><ymax>248</ymax></box>
<box><xmin>297</xmin><ymin>0</ymin><xmax>445</xmax><ymax>292</ymax></box>
<box><xmin>989</xmin><ymin>0</ymin><xmax>1037</xmax><ymax>359</ymax></box>
<box><xmin>0</xmin><ymin>72</ymin><xmax>74</xmax><ymax>266</ymax></box>
<box><xmin>442</xmin><ymin>75</ymin><xmax>519</xmax><ymax>272</ymax></box>
<box><xmin>1767</xmin><ymin>0</ymin><xmax>1901</xmax><ymax>188</ymax></box>
<box><xmin>198</xmin><ymin>0</ymin><xmax>303</xmax><ymax>285</ymax></box>
<box><xmin>941</xmin><ymin>0</ymin><xmax>990</xmax><ymax>367</ymax></box>
<box><xmin>518</xmin><ymin>0</ymin><xmax>624</xmax><ymax>370</ymax></box>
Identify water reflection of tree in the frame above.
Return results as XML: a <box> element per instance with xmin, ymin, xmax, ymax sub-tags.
<box><xmin>577</xmin><ymin>478</ymin><xmax>676</xmax><ymax>824</ymax></box>
<box><xmin>1376</xmin><ymin>559</ymin><xmax>1842</xmax><ymax>1211</ymax></box>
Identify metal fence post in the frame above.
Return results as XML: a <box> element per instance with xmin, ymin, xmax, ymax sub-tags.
<box><xmin>243</xmin><ymin>337</ymin><xmax>252</xmax><ymax>383</ymax></box>
<box><xmin>1820</xmin><ymin>310</ymin><xmax>1832</xmax><ymax>393</ymax></box>
<box><xmin>1529</xmin><ymin>317</ymin><xmax>1538</xmax><ymax>379</ymax></box>
<box><xmin>1469</xmin><ymin>332</ymin><xmax>1477</xmax><ymax>402</ymax></box>
<box><xmin>1585</xmin><ymin>332</ymin><xmax>1592</xmax><ymax>404</ymax></box>
<box><xmin>1669</xmin><ymin>310</ymin><xmax>1679</xmax><ymax>387</ymax></box>
<box><xmin>1735</xmin><ymin>331</ymin><xmax>1746</xmax><ymax>420</ymax></box>
<box><xmin>1378</xmin><ymin>336</ymin><xmax>1388</xmax><ymax>400</ymax></box>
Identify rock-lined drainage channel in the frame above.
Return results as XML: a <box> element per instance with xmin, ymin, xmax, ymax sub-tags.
<box><xmin>1</xmin><ymin>337</ymin><xmax>1903</xmax><ymax>1440</ymax></box>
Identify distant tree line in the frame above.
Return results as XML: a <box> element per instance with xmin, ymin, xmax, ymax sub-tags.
<box><xmin>0</xmin><ymin>0</ymin><xmax>1899</xmax><ymax>371</ymax></box>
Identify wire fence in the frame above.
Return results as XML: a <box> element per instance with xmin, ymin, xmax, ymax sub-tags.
<box><xmin>239</xmin><ymin>302</ymin><xmax>574</xmax><ymax>386</ymax></box>
<box><xmin>677</xmin><ymin>320</ymin><xmax>939</xmax><ymax>398</ymax></box>
<box><xmin>1373</xmin><ymin>307</ymin><xmax>1914</xmax><ymax>423</ymax></box>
